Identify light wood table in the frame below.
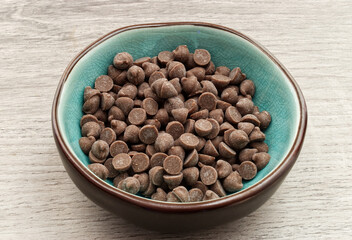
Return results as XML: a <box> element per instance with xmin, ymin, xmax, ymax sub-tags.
<box><xmin>1</xmin><ymin>0</ymin><xmax>351</xmax><ymax>239</ymax></box>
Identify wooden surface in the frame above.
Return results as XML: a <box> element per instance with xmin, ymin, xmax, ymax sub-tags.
<box><xmin>1</xmin><ymin>0</ymin><xmax>351</xmax><ymax>239</ymax></box>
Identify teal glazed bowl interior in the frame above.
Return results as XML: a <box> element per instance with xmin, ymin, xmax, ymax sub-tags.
<box><xmin>52</xmin><ymin>22</ymin><xmax>307</xmax><ymax>231</ymax></box>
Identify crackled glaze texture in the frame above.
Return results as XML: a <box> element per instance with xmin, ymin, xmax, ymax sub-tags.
<box><xmin>58</xmin><ymin>24</ymin><xmax>300</xmax><ymax>195</ymax></box>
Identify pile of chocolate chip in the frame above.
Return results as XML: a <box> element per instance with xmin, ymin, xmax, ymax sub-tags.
<box><xmin>79</xmin><ymin>45</ymin><xmax>272</xmax><ymax>202</ymax></box>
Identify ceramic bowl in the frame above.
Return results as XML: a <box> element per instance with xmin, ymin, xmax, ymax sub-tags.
<box><xmin>52</xmin><ymin>22</ymin><xmax>307</xmax><ymax>231</ymax></box>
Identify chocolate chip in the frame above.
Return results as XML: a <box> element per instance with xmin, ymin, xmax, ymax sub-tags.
<box><xmin>198</xmin><ymin>92</ymin><xmax>217</xmax><ymax>111</ymax></box>
<box><xmin>172</xmin><ymin>186</ymin><xmax>190</xmax><ymax>202</ymax></box>
<box><xmin>158</xmin><ymin>51</ymin><xmax>174</xmax><ymax>65</ymax></box>
<box><xmin>181</xmin><ymin>76</ymin><xmax>202</xmax><ymax>95</ymax></box>
<box><xmin>167</xmin><ymin>61</ymin><xmax>186</xmax><ymax>79</ymax></box>
<box><xmin>163</xmin><ymin>155</ymin><xmax>183</xmax><ymax>175</ymax></box>
<box><xmin>184</xmin><ymin>98</ymin><xmax>199</xmax><ymax>114</ymax></box>
<box><xmin>241</xmin><ymin>114</ymin><xmax>260</xmax><ymax>127</ymax></box>
<box><xmin>115</xmin><ymin>97</ymin><xmax>134</xmax><ymax>116</ymax></box>
<box><xmin>131</xmin><ymin>143</ymin><xmax>146</xmax><ymax>152</ymax></box>
<box><xmin>255</xmin><ymin>111</ymin><xmax>272</xmax><ymax>129</ymax></box>
<box><xmin>215</xmin><ymin>160</ymin><xmax>233</xmax><ymax>179</ymax></box>
<box><xmin>145</xmin><ymin>144</ymin><xmax>156</xmax><ymax>157</ymax></box>
<box><xmin>203</xmin><ymin>140</ymin><xmax>219</xmax><ymax>157</ymax></box>
<box><xmin>84</xmin><ymin>86</ymin><xmax>100</xmax><ymax>102</ymax></box>
<box><xmin>215</xmin><ymin>66</ymin><xmax>230</xmax><ymax>76</ymax></box>
<box><xmin>238</xmin><ymin>161</ymin><xmax>257</xmax><ymax>180</ymax></box>
<box><xmin>117</xmin><ymin>83</ymin><xmax>138</xmax><ymax>99</ymax></box>
<box><xmin>88</xmin><ymin>163</ymin><xmax>109</xmax><ymax>180</ymax></box>
<box><xmin>200</xmin><ymin>165</ymin><xmax>218</xmax><ymax>185</ymax></box>
<box><xmin>108</xmin><ymin>106</ymin><xmax>125</xmax><ymax>122</ymax></box>
<box><xmin>232</xmin><ymin>164</ymin><xmax>240</xmax><ymax>172</ymax></box>
<box><xmin>171</xmin><ymin>108</ymin><xmax>188</xmax><ymax>124</ymax></box>
<box><xmin>236</xmin><ymin>98</ymin><xmax>254</xmax><ymax>115</ymax></box>
<box><xmin>196</xmin><ymin>137</ymin><xmax>207</xmax><ymax>152</ymax></box>
<box><xmin>203</xmin><ymin>190</ymin><xmax>220</xmax><ymax>201</ymax></box>
<box><xmin>149</xmin><ymin>166</ymin><xmax>164</xmax><ymax>186</ymax></box>
<box><xmin>110</xmin><ymin>120</ymin><xmax>127</xmax><ymax>136</ymax></box>
<box><xmin>142</xmin><ymin>62</ymin><xmax>160</xmax><ymax>78</ymax></box>
<box><xmin>118</xmin><ymin>177</ymin><xmax>140</xmax><ymax>194</ymax></box>
<box><xmin>179</xmin><ymin>133</ymin><xmax>199</xmax><ymax>150</ymax></box>
<box><xmin>83</xmin><ymin>95</ymin><xmax>100</xmax><ymax>114</ymax></box>
<box><xmin>100</xmin><ymin>93</ymin><xmax>115</xmax><ymax>111</ymax></box>
<box><xmin>205</xmin><ymin>118</ymin><xmax>220</xmax><ymax>139</ymax></box>
<box><xmin>144</xmin><ymin>87</ymin><xmax>160</xmax><ymax>102</ymax></box>
<box><xmin>218</xmin><ymin>142</ymin><xmax>237</xmax><ymax>159</ymax></box>
<box><xmin>112</xmin><ymin>153</ymin><xmax>132</xmax><ymax>171</ymax></box>
<box><xmin>154</xmin><ymin>108</ymin><xmax>169</xmax><ymax>126</ymax></box>
<box><xmin>110</xmin><ymin>140</ymin><xmax>129</xmax><ymax>157</ymax></box>
<box><xmin>223</xmin><ymin>171</ymin><xmax>243</xmax><ymax>192</ymax></box>
<box><xmin>225</xmin><ymin>106</ymin><xmax>242</xmax><ymax>124</ymax></box>
<box><xmin>128</xmin><ymin>108</ymin><xmax>146</xmax><ymax>125</ymax></box>
<box><xmin>81</xmin><ymin>121</ymin><xmax>101</xmax><ymax>138</ymax></box>
<box><xmin>163</xmin><ymin>173</ymin><xmax>183</xmax><ymax>190</ymax></box>
<box><xmin>151</xmin><ymin>188</ymin><xmax>167</xmax><ymax>201</ymax></box>
<box><xmin>164</xmin><ymin>97</ymin><xmax>184</xmax><ymax>113</ymax></box>
<box><xmin>102</xmin><ymin>158</ymin><xmax>118</xmax><ymax>178</ymax></box>
<box><xmin>229</xmin><ymin>67</ymin><xmax>246</xmax><ymax>85</ymax></box>
<box><xmin>80</xmin><ymin>114</ymin><xmax>98</xmax><ymax>127</ymax></box>
<box><xmin>239</xmin><ymin>148</ymin><xmax>258</xmax><ymax>163</ymax></box>
<box><xmin>228</xmin><ymin>130</ymin><xmax>249</xmax><ymax>150</ymax></box>
<box><xmin>183</xmin><ymin>149</ymin><xmax>199</xmax><ymax>168</ymax></box>
<box><xmin>216</xmin><ymin>100</ymin><xmax>232</xmax><ymax>112</ymax></box>
<box><xmin>182</xmin><ymin>167</ymin><xmax>199</xmax><ymax>186</ymax></box>
<box><xmin>240</xmin><ymin>79</ymin><xmax>255</xmax><ymax>97</ymax></box>
<box><xmin>138</xmin><ymin>125</ymin><xmax>158</xmax><ymax>145</ymax></box>
<box><xmin>221</xmin><ymin>86</ymin><xmax>238</xmax><ymax>105</ymax></box>
<box><xmin>189</xmin><ymin>188</ymin><xmax>204</xmax><ymax>202</ymax></box>
<box><xmin>199</xmin><ymin>154</ymin><xmax>216</xmax><ymax>165</ymax></box>
<box><xmin>167</xmin><ymin>146</ymin><xmax>185</xmax><ymax>161</ymax></box>
<box><xmin>150</xmin><ymin>152</ymin><xmax>168</xmax><ymax>168</ymax></box>
<box><xmin>113</xmin><ymin>52</ymin><xmax>133</xmax><ymax>70</ymax></box>
<box><xmin>210</xmin><ymin>180</ymin><xmax>226</xmax><ymax>197</ymax></box>
<box><xmin>249</xmin><ymin>127</ymin><xmax>266</xmax><ymax>142</ymax></box>
<box><xmin>134</xmin><ymin>56</ymin><xmax>151</xmax><ymax>67</ymax></box>
<box><xmin>89</xmin><ymin>145</ymin><xmax>108</xmax><ymax>164</ymax></box>
<box><xmin>127</xmin><ymin>65</ymin><xmax>145</xmax><ymax>85</ymax></box>
<box><xmin>252</xmin><ymin>152</ymin><xmax>271</xmax><ymax>170</ymax></box>
<box><xmin>187</xmin><ymin>67</ymin><xmax>206</xmax><ymax>81</ymax></box>
<box><xmin>100</xmin><ymin>127</ymin><xmax>116</xmax><ymax>145</ymax></box>
<box><xmin>184</xmin><ymin>119</ymin><xmax>195</xmax><ymax>133</ymax></box>
<box><xmin>154</xmin><ymin>132</ymin><xmax>174</xmax><ymax>153</ymax></box>
<box><xmin>195</xmin><ymin>119</ymin><xmax>213</xmax><ymax>137</ymax></box>
<box><xmin>142</xmin><ymin>179</ymin><xmax>156</xmax><ymax>197</ymax></box>
<box><xmin>88</xmin><ymin>150</ymin><xmax>106</xmax><ymax>163</ymax></box>
<box><xmin>201</xmin><ymin>80</ymin><xmax>218</xmax><ymax>96</ymax></box>
<box><xmin>172</xmin><ymin>45</ymin><xmax>189</xmax><ymax>63</ymax></box>
<box><xmin>193</xmin><ymin>49</ymin><xmax>211</xmax><ymax>66</ymax></box>
<box><xmin>108</xmin><ymin>65</ymin><xmax>127</xmax><ymax>85</ymax></box>
<box><xmin>166</xmin><ymin>191</ymin><xmax>181</xmax><ymax>202</ymax></box>
<box><xmin>190</xmin><ymin>109</ymin><xmax>209</xmax><ymax>120</ymax></box>
<box><xmin>133</xmin><ymin>173</ymin><xmax>149</xmax><ymax>192</ymax></box>
<box><xmin>249</xmin><ymin>141</ymin><xmax>269</xmax><ymax>153</ymax></box>
<box><xmin>131</xmin><ymin>153</ymin><xmax>150</xmax><ymax>173</ymax></box>
<box><xmin>149</xmin><ymin>71</ymin><xmax>166</xmax><ymax>85</ymax></box>
<box><xmin>211</xmin><ymin>74</ymin><xmax>231</xmax><ymax>88</ymax></box>
<box><xmin>211</xmin><ymin>136</ymin><xmax>224</xmax><ymax>149</ymax></box>
<box><xmin>159</xmin><ymin>81</ymin><xmax>178</xmax><ymax>99</ymax></box>
<box><xmin>95</xmin><ymin>75</ymin><xmax>114</xmax><ymax>92</ymax></box>
<box><xmin>209</xmin><ymin>109</ymin><xmax>224</xmax><ymax>124</ymax></box>
<box><xmin>79</xmin><ymin>136</ymin><xmax>96</xmax><ymax>154</ymax></box>
<box><xmin>237</xmin><ymin>122</ymin><xmax>255</xmax><ymax>136</ymax></box>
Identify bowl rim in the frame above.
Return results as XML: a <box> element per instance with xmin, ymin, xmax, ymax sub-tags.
<box><xmin>52</xmin><ymin>22</ymin><xmax>307</xmax><ymax>213</ymax></box>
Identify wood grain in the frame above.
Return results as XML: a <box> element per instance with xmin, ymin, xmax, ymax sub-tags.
<box><xmin>0</xmin><ymin>0</ymin><xmax>351</xmax><ymax>239</ymax></box>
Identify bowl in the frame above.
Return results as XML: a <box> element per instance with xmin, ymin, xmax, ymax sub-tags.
<box><xmin>52</xmin><ymin>22</ymin><xmax>307</xmax><ymax>231</ymax></box>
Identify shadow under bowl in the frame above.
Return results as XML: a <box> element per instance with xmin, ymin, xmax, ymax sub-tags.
<box><xmin>52</xmin><ymin>22</ymin><xmax>307</xmax><ymax>231</ymax></box>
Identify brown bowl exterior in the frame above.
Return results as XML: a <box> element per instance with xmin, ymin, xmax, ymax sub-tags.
<box><xmin>52</xmin><ymin>22</ymin><xmax>307</xmax><ymax>231</ymax></box>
